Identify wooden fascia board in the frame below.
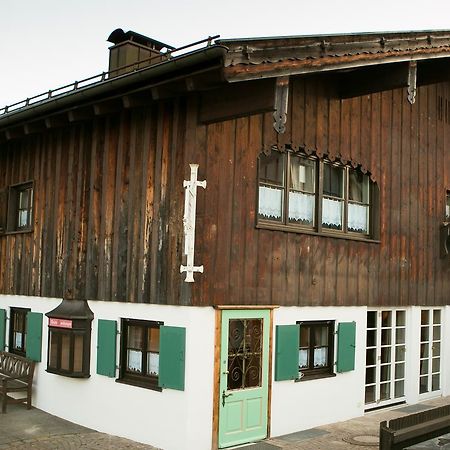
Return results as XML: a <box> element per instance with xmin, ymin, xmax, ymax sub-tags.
<box><xmin>214</xmin><ymin>305</ymin><xmax>279</xmax><ymax>309</ymax></box>
<box><xmin>223</xmin><ymin>49</ymin><xmax>450</xmax><ymax>82</ymax></box>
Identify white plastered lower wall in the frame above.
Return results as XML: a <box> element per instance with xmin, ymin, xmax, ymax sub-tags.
<box><xmin>271</xmin><ymin>306</ymin><xmax>367</xmax><ymax>437</ymax></box>
<box><xmin>0</xmin><ymin>295</ymin><xmax>216</xmax><ymax>450</ymax></box>
<box><xmin>3</xmin><ymin>296</ymin><xmax>449</xmax><ymax>449</ymax></box>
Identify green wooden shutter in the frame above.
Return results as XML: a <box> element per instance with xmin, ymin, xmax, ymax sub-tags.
<box><xmin>96</xmin><ymin>319</ymin><xmax>117</xmax><ymax>377</ymax></box>
<box><xmin>159</xmin><ymin>326</ymin><xmax>186</xmax><ymax>390</ymax></box>
<box><xmin>26</xmin><ymin>312</ymin><xmax>43</xmax><ymax>362</ymax></box>
<box><xmin>275</xmin><ymin>324</ymin><xmax>299</xmax><ymax>381</ymax></box>
<box><xmin>0</xmin><ymin>309</ymin><xmax>6</xmax><ymax>350</ymax></box>
<box><xmin>336</xmin><ymin>321</ymin><xmax>356</xmax><ymax>373</ymax></box>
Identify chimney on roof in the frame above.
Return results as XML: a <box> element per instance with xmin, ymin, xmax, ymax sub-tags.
<box><xmin>107</xmin><ymin>28</ymin><xmax>175</xmax><ymax>77</ymax></box>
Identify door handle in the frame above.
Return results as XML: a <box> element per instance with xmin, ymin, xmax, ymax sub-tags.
<box><xmin>222</xmin><ymin>390</ymin><xmax>232</xmax><ymax>407</ymax></box>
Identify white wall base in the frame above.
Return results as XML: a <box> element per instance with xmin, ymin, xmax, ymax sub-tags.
<box><xmin>1</xmin><ymin>295</ymin><xmax>215</xmax><ymax>450</ymax></box>
<box><xmin>271</xmin><ymin>306</ymin><xmax>366</xmax><ymax>437</ymax></box>
<box><xmin>2</xmin><ymin>296</ymin><xmax>449</xmax><ymax>449</ymax></box>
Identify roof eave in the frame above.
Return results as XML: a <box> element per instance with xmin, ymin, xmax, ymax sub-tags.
<box><xmin>223</xmin><ymin>48</ymin><xmax>450</xmax><ymax>82</ymax></box>
<box><xmin>0</xmin><ymin>45</ymin><xmax>227</xmax><ymax>129</ymax></box>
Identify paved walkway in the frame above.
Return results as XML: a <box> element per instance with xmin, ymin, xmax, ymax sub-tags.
<box><xmin>0</xmin><ymin>396</ymin><xmax>449</xmax><ymax>449</ymax></box>
<box><xmin>0</xmin><ymin>404</ymin><xmax>157</xmax><ymax>449</ymax></box>
<box><xmin>252</xmin><ymin>396</ymin><xmax>450</xmax><ymax>450</ymax></box>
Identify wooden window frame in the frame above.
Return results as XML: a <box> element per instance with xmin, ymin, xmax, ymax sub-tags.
<box><xmin>6</xmin><ymin>181</ymin><xmax>34</xmax><ymax>234</ymax></box>
<box><xmin>296</xmin><ymin>320</ymin><xmax>335</xmax><ymax>381</ymax></box>
<box><xmin>445</xmin><ymin>190</ymin><xmax>450</xmax><ymax>221</ymax></box>
<box><xmin>9</xmin><ymin>307</ymin><xmax>30</xmax><ymax>357</ymax></box>
<box><xmin>257</xmin><ymin>151</ymin><xmax>380</xmax><ymax>242</ymax></box>
<box><xmin>46</xmin><ymin>326</ymin><xmax>92</xmax><ymax>378</ymax></box>
<box><xmin>117</xmin><ymin>318</ymin><xmax>163</xmax><ymax>391</ymax></box>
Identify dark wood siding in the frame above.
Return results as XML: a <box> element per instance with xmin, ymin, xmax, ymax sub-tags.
<box><xmin>0</xmin><ymin>75</ymin><xmax>449</xmax><ymax>307</ymax></box>
<box><xmin>0</xmin><ymin>102</ymin><xmax>186</xmax><ymax>304</ymax></box>
<box><xmin>190</xmin><ymin>77</ymin><xmax>450</xmax><ymax>307</ymax></box>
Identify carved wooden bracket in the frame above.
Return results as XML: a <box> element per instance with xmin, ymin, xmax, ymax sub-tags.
<box><xmin>407</xmin><ymin>61</ymin><xmax>417</xmax><ymax>105</ymax></box>
<box><xmin>273</xmin><ymin>76</ymin><xmax>289</xmax><ymax>133</ymax></box>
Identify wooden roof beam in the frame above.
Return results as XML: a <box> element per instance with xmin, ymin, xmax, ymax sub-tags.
<box><xmin>122</xmin><ymin>92</ymin><xmax>153</xmax><ymax>109</ymax></box>
<box><xmin>93</xmin><ymin>99</ymin><xmax>123</xmax><ymax>116</ymax></box>
<box><xmin>24</xmin><ymin>121</ymin><xmax>46</xmax><ymax>135</ymax></box>
<box><xmin>337</xmin><ymin>62</ymin><xmax>410</xmax><ymax>99</ymax></box>
<box><xmin>5</xmin><ymin>127</ymin><xmax>24</xmax><ymax>140</ymax></box>
<box><xmin>68</xmin><ymin>107</ymin><xmax>94</xmax><ymax>122</ymax></box>
<box><xmin>45</xmin><ymin>115</ymin><xmax>69</xmax><ymax>129</ymax></box>
<box><xmin>417</xmin><ymin>58</ymin><xmax>450</xmax><ymax>86</ymax></box>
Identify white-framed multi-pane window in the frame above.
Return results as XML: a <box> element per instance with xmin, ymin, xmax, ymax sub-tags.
<box><xmin>419</xmin><ymin>309</ymin><xmax>441</xmax><ymax>395</ymax></box>
<box><xmin>365</xmin><ymin>310</ymin><xmax>406</xmax><ymax>409</ymax></box>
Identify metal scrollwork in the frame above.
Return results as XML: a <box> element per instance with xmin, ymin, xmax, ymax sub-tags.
<box><xmin>227</xmin><ymin>319</ymin><xmax>263</xmax><ymax>390</ymax></box>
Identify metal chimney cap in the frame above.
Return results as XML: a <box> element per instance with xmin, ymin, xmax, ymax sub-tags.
<box><xmin>107</xmin><ymin>28</ymin><xmax>175</xmax><ymax>51</ymax></box>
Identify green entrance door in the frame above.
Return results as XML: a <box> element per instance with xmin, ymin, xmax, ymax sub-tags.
<box><xmin>218</xmin><ymin>309</ymin><xmax>270</xmax><ymax>448</ymax></box>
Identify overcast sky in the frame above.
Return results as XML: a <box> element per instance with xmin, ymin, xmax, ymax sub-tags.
<box><xmin>1</xmin><ymin>0</ymin><xmax>450</xmax><ymax>107</ymax></box>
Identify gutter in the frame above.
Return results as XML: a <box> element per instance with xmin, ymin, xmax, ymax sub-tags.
<box><xmin>0</xmin><ymin>45</ymin><xmax>228</xmax><ymax>129</ymax></box>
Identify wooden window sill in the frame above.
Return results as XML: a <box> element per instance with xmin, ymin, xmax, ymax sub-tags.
<box><xmin>46</xmin><ymin>369</ymin><xmax>90</xmax><ymax>379</ymax></box>
<box><xmin>257</xmin><ymin>222</ymin><xmax>380</xmax><ymax>243</ymax></box>
<box><xmin>295</xmin><ymin>372</ymin><xmax>336</xmax><ymax>382</ymax></box>
<box><xmin>116</xmin><ymin>377</ymin><xmax>162</xmax><ymax>392</ymax></box>
<box><xmin>2</xmin><ymin>229</ymin><xmax>34</xmax><ymax>236</ymax></box>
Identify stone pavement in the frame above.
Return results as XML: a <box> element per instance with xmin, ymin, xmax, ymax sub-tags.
<box><xmin>0</xmin><ymin>404</ymin><xmax>158</xmax><ymax>449</ymax></box>
<box><xmin>1</xmin><ymin>396</ymin><xmax>450</xmax><ymax>449</ymax></box>
<box><xmin>238</xmin><ymin>396</ymin><xmax>450</xmax><ymax>450</ymax></box>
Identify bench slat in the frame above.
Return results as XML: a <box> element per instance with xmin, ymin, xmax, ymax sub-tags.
<box><xmin>0</xmin><ymin>351</ymin><xmax>35</xmax><ymax>413</ymax></box>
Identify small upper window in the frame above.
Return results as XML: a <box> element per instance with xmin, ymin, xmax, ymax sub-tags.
<box><xmin>118</xmin><ymin>318</ymin><xmax>162</xmax><ymax>390</ymax></box>
<box><xmin>297</xmin><ymin>320</ymin><xmax>335</xmax><ymax>379</ymax></box>
<box><xmin>446</xmin><ymin>191</ymin><xmax>450</xmax><ymax>221</ymax></box>
<box><xmin>9</xmin><ymin>307</ymin><xmax>30</xmax><ymax>356</ymax></box>
<box><xmin>258</xmin><ymin>151</ymin><xmax>377</xmax><ymax>239</ymax></box>
<box><xmin>7</xmin><ymin>182</ymin><xmax>34</xmax><ymax>232</ymax></box>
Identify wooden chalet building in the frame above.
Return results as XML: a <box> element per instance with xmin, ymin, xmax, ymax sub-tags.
<box><xmin>0</xmin><ymin>28</ymin><xmax>449</xmax><ymax>449</ymax></box>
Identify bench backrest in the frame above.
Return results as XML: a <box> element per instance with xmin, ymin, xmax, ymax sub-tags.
<box><xmin>0</xmin><ymin>351</ymin><xmax>35</xmax><ymax>381</ymax></box>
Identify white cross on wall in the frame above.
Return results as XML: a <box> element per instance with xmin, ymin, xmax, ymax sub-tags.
<box><xmin>180</xmin><ymin>164</ymin><xmax>206</xmax><ymax>282</ymax></box>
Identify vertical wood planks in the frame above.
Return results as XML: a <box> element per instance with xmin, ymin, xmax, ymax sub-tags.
<box><xmin>0</xmin><ymin>77</ymin><xmax>448</xmax><ymax>309</ymax></box>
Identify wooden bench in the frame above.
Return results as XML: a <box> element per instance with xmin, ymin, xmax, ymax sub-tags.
<box><xmin>380</xmin><ymin>404</ymin><xmax>450</xmax><ymax>449</ymax></box>
<box><xmin>0</xmin><ymin>351</ymin><xmax>35</xmax><ymax>413</ymax></box>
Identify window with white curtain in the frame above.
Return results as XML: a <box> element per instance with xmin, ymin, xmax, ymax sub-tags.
<box><xmin>258</xmin><ymin>151</ymin><xmax>377</xmax><ymax>239</ymax></box>
<box><xmin>119</xmin><ymin>318</ymin><xmax>162</xmax><ymax>390</ymax></box>
<box><xmin>297</xmin><ymin>320</ymin><xmax>334</xmax><ymax>378</ymax></box>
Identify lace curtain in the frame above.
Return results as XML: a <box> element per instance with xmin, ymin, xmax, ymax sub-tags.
<box><xmin>322</xmin><ymin>197</ymin><xmax>342</xmax><ymax>228</ymax></box>
<box><xmin>258</xmin><ymin>186</ymin><xmax>283</xmax><ymax>219</ymax></box>
<box><xmin>147</xmin><ymin>352</ymin><xmax>159</xmax><ymax>376</ymax></box>
<box><xmin>299</xmin><ymin>348</ymin><xmax>327</xmax><ymax>368</ymax></box>
<box><xmin>348</xmin><ymin>203</ymin><xmax>368</xmax><ymax>233</ymax></box>
<box><xmin>127</xmin><ymin>350</ymin><xmax>142</xmax><ymax>372</ymax></box>
<box><xmin>288</xmin><ymin>191</ymin><xmax>314</xmax><ymax>223</ymax></box>
<box><xmin>299</xmin><ymin>349</ymin><xmax>308</xmax><ymax>369</ymax></box>
<box><xmin>314</xmin><ymin>347</ymin><xmax>327</xmax><ymax>367</ymax></box>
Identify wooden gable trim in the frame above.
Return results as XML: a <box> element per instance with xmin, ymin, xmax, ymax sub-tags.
<box><xmin>223</xmin><ymin>48</ymin><xmax>450</xmax><ymax>82</ymax></box>
<box><xmin>262</xmin><ymin>144</ymin><xmax>377</xmax><ymax>183</ymax></box>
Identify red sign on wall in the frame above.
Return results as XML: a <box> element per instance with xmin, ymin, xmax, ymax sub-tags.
<box><xmin>49</xmin><ymin>318</ymin><xmax>73</xmax><ymax>329</ymax></box>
